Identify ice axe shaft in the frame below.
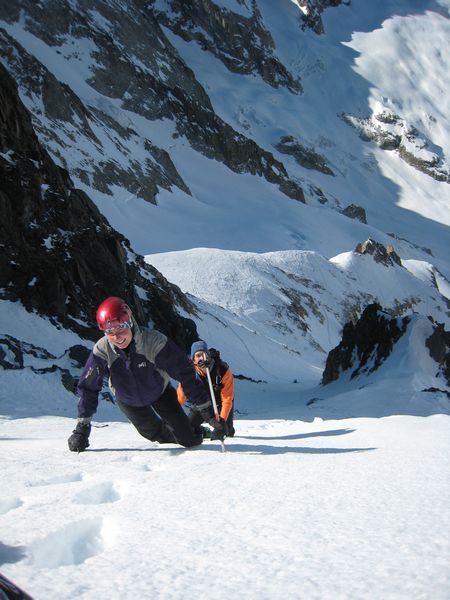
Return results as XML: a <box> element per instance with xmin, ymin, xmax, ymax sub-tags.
<box><xmin>205</xmin><ymin>365</ymin><xmax>220</xmax><ymax>420</ymax></box>
<box><xmin>204</xmin><ymin>354</ymin><xmax>226</xmax><ymax>452</ymax></box>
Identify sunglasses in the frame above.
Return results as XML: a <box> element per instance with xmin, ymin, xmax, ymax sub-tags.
<box><xmin>104</xmin><ymin>319</ymin><xmax>132</xmax><ymax>336</ymax></box>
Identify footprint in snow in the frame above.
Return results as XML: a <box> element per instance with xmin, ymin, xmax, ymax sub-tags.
<box><xmin>0</xmin><ymin>541</ymin><xmax>27</xmax><ymax>565</ymax></box>
<box><xmin>26</xmin><ymin>472</ymin><xmax>83</xmax><ymax>487</ymax></box>
<box><xmin>73</xmin><ymin>481</ymin><xmax>122</xmax><ymax>505</ymax></box>
<box><xmin>130</xmin><ymin>456</ymin><xmax>155</xmax><ymax>471</ymax></box>
<box><xmin>0</xmin><ymin>497</ymin><xmax>23</xmax><ymax>515</ymax></box>
<box><xmin>27</xmin><ymin>517</ymin><xmax>115</xmax><ymax>568</ymax></box>
<box><xmin>132</xmin><ymin>463</ymin><xmax>152</xmax><ymax>472</ymax></box>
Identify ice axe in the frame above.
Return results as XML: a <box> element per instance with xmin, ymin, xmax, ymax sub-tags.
<box><xmin>202</xmin><ymin>352</ymin><xmax>226</xmax><ymax>453</ymax></box>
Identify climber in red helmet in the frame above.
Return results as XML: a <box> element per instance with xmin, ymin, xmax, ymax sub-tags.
<box><xmin>68</xmin><ymin>296</ymin><xmax>226</xmax><ymax>452</ymax></box>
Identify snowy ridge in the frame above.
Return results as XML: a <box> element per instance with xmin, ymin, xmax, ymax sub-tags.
<box><xmin>310</xmin><ymin>312</ymin><xmax>450</xmax><ymax>419</ymax></box>
<box><xmin>147</xmin><ymin>246</ymin><xmax>450</xmax><ymax>382</ymax></box>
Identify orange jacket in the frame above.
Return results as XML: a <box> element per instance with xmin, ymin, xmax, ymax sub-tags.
<box><xmin>177</xmin><ymin>363</ymin><xmax>234</xmax><ymax>420</ymax></box>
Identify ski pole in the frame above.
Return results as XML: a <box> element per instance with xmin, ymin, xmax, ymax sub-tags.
<box><xmin>203</xmin><ymin>354</ymin><xmax>226</xmax><ymax>453</ymax></box>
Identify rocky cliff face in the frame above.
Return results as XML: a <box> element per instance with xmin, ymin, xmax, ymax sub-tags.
<box><xmin>354</xmin><ymin>238</ymin><xmax>402</xmax><ymax>267</ymax></box>
<box><xmin>426</xmin><ymin>322</ymin><xmax>450</xmax><ymax>386</ymax></box>
<box><xmin>321</xmin><ymin>303</ymin><xmax>450</xmax><ymax>385</ymax></box>
<box><xmin>0</xmin><ymin>62</ymin><xmax>197</xmax><ymax>349</ymax></box>
<box><xmin>297</xmin><ymin>0</ymin><xmax>348</xmax><ymax>34</ymax></box>
<box><xmin>321</xmin><ymin>303</ymin><xmax>409</xmax><ymax>383</ymax></box>
<box><xmin>342</xmin><ymin>109</ymin><xmax>450</xmax><ymax>184</ymax></box>
<box><xmin>0</xmin><ymin>0</ymin><xmax>305</xmax><ymax>204</ymax></box>
<box><xmin>154</xmin><ymin>0</ymin><xmax>302</xmax><ymax>92</ymax></box>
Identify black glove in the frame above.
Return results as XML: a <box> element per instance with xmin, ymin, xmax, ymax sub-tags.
<box><xmin>68</xmin><ymin>422</ymin><xmax>91</xmax><ymax>452</ymax></box>
<box><xmin>197</xmin><ymin>357</ymin><xmax>211</xmax><ymax>369</ymax></box>
<box><xmin>209</xmin><ymin>417</ymin><xmax>227</xmax><ymax>441</ymax></box>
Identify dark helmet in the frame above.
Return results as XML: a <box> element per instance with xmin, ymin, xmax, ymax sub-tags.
<box><xmin>191</xmin><ymin>340</ymin><xmax>208</xmax><ymax>358</ymax></box>
<box><xmin>96</xmin><ymin>296</ymin><xmax>132</xmax><ymax>331</ymax></box>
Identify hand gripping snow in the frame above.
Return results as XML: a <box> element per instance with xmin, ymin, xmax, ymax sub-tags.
<box><xmin>203</xmin><ymin>352</ymin><xmax>226</xmax><ymax>453</ymax></box>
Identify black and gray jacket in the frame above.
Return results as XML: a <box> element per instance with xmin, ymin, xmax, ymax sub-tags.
<box><xmin>76</xmin><ymin>322</ymin><xmax>211</xmax><ymax>419</ymax></box>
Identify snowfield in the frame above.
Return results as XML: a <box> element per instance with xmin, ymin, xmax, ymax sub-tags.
<box><xmin>2</xmin><ymin>384</ymin><xmax>450</xmax><ymax>600</ymax></box>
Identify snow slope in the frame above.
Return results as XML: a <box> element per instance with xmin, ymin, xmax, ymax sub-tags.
<box><xmin>1</xmin><ymin>383</ymin><xmax>450</xmax><ymax>600</ymax></box>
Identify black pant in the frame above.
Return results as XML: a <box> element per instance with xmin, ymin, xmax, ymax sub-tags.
<box><xmin>188</xmin><ymin>403</ymin><xmax>235</xmax><ymax>437</ymax></box>
<box><xmin>117</xmin><ymin>385</ymin><xmax>202</xmax><ymax>448</ymax></box>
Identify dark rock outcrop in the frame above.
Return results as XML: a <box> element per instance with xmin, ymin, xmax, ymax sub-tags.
<box><xmin>342</xmin><ymin>111</ymin><xmax>450</xmax><ymax>183</ymax></box>
<box><xmin>298</xmin><ymin>0</ymin><xmax>348</xmax><ymax>34</ymax></box>
<box><xmin>341</xmin><ymin>204</ymin><xmax>367</xmax><ymax>224</ymax></box>
<box><xmin>275</xmin><ymin>135</ymin><xmax>334</xmax><ymax>175</ymax></box>
<box><xmin>354</xmin><ymin>239</ymin><xmax>402</xmax><ymax>267</ymax></box>
<box><xmin>322</xmin><ymin>303</ymin><xmax>410</xmax><ymax>384</ymax></box>
<box><xmin>0</xmin><ymin>335</ymin><xmax>89</xmax><ymax>393</ymax></box>
<box><xmin>425</xmin><ymin>320</ymin><xmax>450</xmax><ymax>385</ymax></box>
<box><xmin>0</xmin><ymin>62</ymin><xmax>197</xmax><ymax>349</ymax></box>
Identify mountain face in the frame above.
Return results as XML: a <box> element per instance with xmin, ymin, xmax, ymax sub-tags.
<box><xmin>342</xmin><ymin>111</ymin><xmax>450</xmax><ymax>184</ymax></box>
<box><xmin>1</xmin><ymin>1</ymin><xmax>448</xmax><ymax>232</ymax></box>
<box><xmin>296</xmin><ymin>0</ymin><xmax>348</xmax><ymax>34</ymax></box>
<box><xmin>321</xmin><ymin>303</ymin><xmax>450</xmax><ymax>402</ymax></box>
<box><xmin>0</xmin><ymin>0</ymin><xmax>305</xmax><ymax>205</ymax></box>
<box><xmin>10</xmin><ymin>0</ymin><xmax>445</xmax><ymax>213</ymax></box>
<box><xmin>0</xmin><ymin>0</ymin><xmax>449</xmax><ymax>396</ymax></box>
<box><xmin>0</xmin><ymin>62</ymin><xmax>197</xmax><ymax>347</ymax></box>
<box><xmin>147</xmin><ymin>244</ymin><xmax>450</xmax><ymax>385</ymax></box>
<box><xmin>321</xmin><ymin>303</ymin><xmax>411</xmax><ymax>383</ymax></box>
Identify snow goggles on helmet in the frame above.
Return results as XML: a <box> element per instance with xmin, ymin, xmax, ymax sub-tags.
<box><xmin>104</xmin><ymin>319</ymin><xmax>133</xmax><ymax>336</ymax></box>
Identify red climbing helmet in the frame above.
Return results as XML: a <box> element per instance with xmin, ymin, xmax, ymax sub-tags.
<box><xmin>96</xmin><ymin>296</ymin><xmax>132</xmax><ymax>331</ymax></box>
